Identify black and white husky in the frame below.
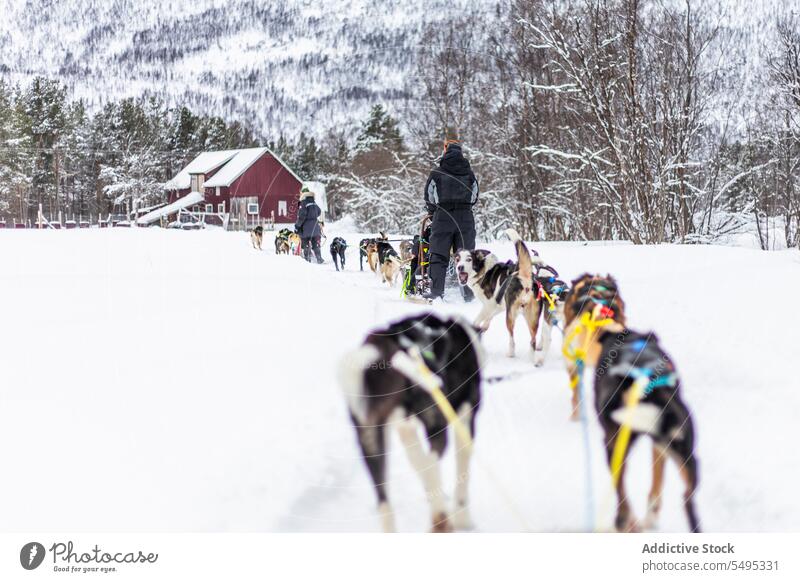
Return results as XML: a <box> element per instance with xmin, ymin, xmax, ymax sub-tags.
<box><xmin>454</xmin><ymin>229</ymin><xmax>559</xmax><ymax>364</ymax></box>
<box><xmin>338</xmin><ymin>313</ymin><xmax>484</xmax><ymax>532</ymax></box>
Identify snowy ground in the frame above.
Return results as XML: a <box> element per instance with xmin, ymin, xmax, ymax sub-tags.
<box><xmin>0</xmin><ymin>225</ymin><xmax>797</xmax><ymax>532</ymax></box>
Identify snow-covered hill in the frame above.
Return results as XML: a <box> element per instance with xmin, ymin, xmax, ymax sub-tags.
<box><xmin>0</xmin><ymin>226</ymin><xmax>796</xmax><ymax>532</ymax></box>
<box><xmin>0</xmin><ymin>0</ymin><xmax>492</xmax><ymax>138</ymax></box>
<box><xmin>1</xmin><ymin>0</ymin><xmax>791</xmax><ymax>139</ymax></box>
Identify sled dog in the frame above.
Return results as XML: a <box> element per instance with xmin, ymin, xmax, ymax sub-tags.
<box><xmin>454</xmin><ymin>229</ymin><xmax>548</xmax><ymax>360</ymax></box>
<box><xmin>358</xmin><ymin>238</ymin><xmax>375</xmax><ymax>271</ymax></box>
<box><xmin>562</xmin><ymin>273</ymin><xmax>627</xmax><ymax>419</ymax></box>
<box><xmin>250</xmin><ymin>225</ymin><xmax>264</xmax><ymax>250</ymax></box>
<box><xmin>375</xmin><ymin>239</ymin><xmax>404</xmax><ymax>286</ymax></box>
<box><xmin>330</xmin><ymin>237</ymin><xmax>348</xmax><ymax>271</ymax></box>
<box><xmin>562</xmin><ymin>286</ymin><xmax>700</xmax><ymax>533</ymax></box>
<box><xmin>365</xmin><ymin>232</ymin><xmax>389</xmax><ymax>274</ymax></box>
<box><xmin>339</xmin><ymin>313</ymin><xmax>483</xmax><ymax>533</ymax></box>
<box><xmin>275</xmin><ymin>228</ymin><xmax>292</xmax><ymax>254</ymax></box>
<box><xmin>399</xmin><ymin>239</ymin><xmax>414</xmax><ymax>262</ymax></box>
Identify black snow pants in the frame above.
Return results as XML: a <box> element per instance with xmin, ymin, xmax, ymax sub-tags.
<box><xmin>429</xmin><ymin>207</ymin><xmax>475</xmax><ymax>299</ymax></box>
<box><xmin>302</xmin><ymin>237</ymin><xmax>324</xmax><ymax>263</ymax></box>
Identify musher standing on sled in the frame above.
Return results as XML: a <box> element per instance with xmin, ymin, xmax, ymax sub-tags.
<box><xmin>295</xmin><ymin>185</ymin><xmax>324</xmax><ymax>264</ymax></box>
<box><xmin>422</xmin><ymin>138</ymin><xmax>479</xmax><ymax>301</ymax></box>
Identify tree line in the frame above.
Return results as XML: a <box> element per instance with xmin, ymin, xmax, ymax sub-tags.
<box><xmin>1</xmin><ymin>0</ymin><xmax>798</xmax><ymax>249</ymax></box>
<box><xmin>333</xmin><ymin>0</ymin><xmax>799</xmax><ymax>249</ymax></box>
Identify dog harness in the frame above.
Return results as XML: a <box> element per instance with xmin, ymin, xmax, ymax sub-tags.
<box><xmin>606</xmin><ymin>335</ymin><xmax>679</xmax><ymax>397</ymax></box>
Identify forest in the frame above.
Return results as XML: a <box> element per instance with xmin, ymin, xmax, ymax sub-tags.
<box><xmin>0</xmin><ymin>0</ymin><xmax>797</xmax><ymax>249</ymax></box>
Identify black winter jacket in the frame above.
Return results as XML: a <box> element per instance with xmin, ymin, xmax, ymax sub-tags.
<box><xmin>423</xmin><ymin>144</ymin><xmax>479</xmax><ymax>214</ymax></box>
<box><xmin>295</xmin><ymin>196</ymin><xmax>322</xmax><ymax>239</ymax></box>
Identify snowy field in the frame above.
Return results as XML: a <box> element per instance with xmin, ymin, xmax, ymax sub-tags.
<box><xmin>0</xmin><ymin>225</ymin><xmax>797</xmax><ymax>533</ymax></box>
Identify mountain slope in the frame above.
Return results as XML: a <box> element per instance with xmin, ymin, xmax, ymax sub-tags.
<box><xmin>0</xmin><ymin>0</ymin><xmax>492</xmax><ymax>138</ymax></box>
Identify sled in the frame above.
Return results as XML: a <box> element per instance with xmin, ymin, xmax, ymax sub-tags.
<box><xmin>400</xmin><ymin>215</ymin><xmax>460</xmax><ymax>300</ymax></box>
<box><xmin>400</xmin><ymin>216</ymin><xmax>432</xmax><ymax>299</ymax></box>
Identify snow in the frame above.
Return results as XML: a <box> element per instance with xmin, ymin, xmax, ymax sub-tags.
<box><xmin>164</xmin><ymin>151</ymin><xmax>239</xmax><ymax>190</ymax></box>
<box><xmin>0</xmin><ymin>226</ymin><xmax>797</xmax><ymax>532</ymax></box>
<box><xmin>137</xmin><ymin>191</ymin><xmax>204</xmax><ymax>225</ymax></box>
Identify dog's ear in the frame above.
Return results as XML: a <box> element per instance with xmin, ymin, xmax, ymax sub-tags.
<box><xmin>474</xmin><ymin>249</ymin><xmax>493</xmax><ymax>260</ymax></box>
<box><xmin>471</xmin><ymin>325</ymin><xmax>485</xmax><ymax>338</ymax></box>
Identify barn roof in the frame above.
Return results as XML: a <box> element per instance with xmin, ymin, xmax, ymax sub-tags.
<box><xmin>204</xmin><ymin>147</ymin><xmax>269</xmax><ymax>188</ymax></box>
<box><xmin>164</xmin><ymin>150</ymin><xmax>239</xmax><ymax>190</ymax></box>
<box><xmin>165</xmin><ymin>147</ymin><xmax>303</xmax><ymax>190</ymax></box>
<box><xmin>137</xmin><ymin>191</ymin><xmax>205</xmax><ymax>225</ymax></box>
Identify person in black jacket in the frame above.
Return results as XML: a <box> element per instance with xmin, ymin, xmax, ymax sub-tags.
<box><xmin>422</xmin><ymin>140</ymin><xmax>479</xmax><ymax>300</ymax></box>
<box><xmin>294</xmin><ymin>185</ymin><xmax>324</xmax><ymax>263</ymax></box>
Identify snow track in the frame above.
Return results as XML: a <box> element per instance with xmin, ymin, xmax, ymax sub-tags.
<box><xmin>0</xmin><ymin>227</ymin><xmax>796</xmax><ymax>532</ymax></box>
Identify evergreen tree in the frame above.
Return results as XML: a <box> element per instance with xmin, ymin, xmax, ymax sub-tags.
<box><xmin>355</xmin><ymin>104</ymin><xmax>403</xmax><ymax>152</ymax></box>
<box><xmin>18</xmin><ymin>77</ymin><xmax>68</xmax><ymax>218</ymax></box>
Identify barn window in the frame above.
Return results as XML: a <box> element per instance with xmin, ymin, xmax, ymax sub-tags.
<box><xmin>217</xmin><ymin>202</ymin><xmax>225</xmax><ymax>213</ymax></box>
<box><xmin>247</xmin><ymin>202</ymin><xmax>259</xmax><ymax>215</ymax></box>
<box><xmin>205</xmin><ymin>204</ymin><xmax>213</xmax><ymax>213</ymax></box>
<box><xmin>278</xmin><ymin>200</ymin><xmax>287</xmax><ymax>216</ymax></box>
<box><xmin>216</xmin><ymin>187</ymin><xmax>220</xmax><ymax>197</ymax></box>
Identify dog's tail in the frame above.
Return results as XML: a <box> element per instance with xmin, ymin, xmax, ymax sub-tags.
<box><xmin>337</xmin><ymin>344</ymin><xmax>381</xmax><ymax>424</ymax></box>
<box><xmin>505</xmin><ymin>228</ymin><xmax>540</xmax><ymax>293</ymax></box>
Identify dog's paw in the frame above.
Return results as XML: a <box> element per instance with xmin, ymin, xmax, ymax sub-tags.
<box><xmin>569</xmin><ymin>409</ymin><xmax>580</xmax><ymax>422</ymax></box>
<box><xmin>615</xmin><ymin>515</ymin><xmax>641</xmax><ymax>533</ymax></box>
<box><xmin>506</xmin><ymin>348</ymin><xmax>516</xmax><ymax>358</ymax></box>
<box><xmin>451</xmin><ymin>506</ymin><xmax>474</xmax><ymax>531</ymax></box>
<box><xmin>430</xmin><ymin>512</ymin><xmax>454</xmax><ymax>533</ymax></box>
<box><xmin>642</xmin><ymin>501</ymin><xmax>661</xmax><ymax>530</ymax></box>
<box><xmin>533</xmin><ymin>351</ymin><xmax>545</xmax><ymax>367</ymax></box>
<box><xmin>642</xmin><ymin>512</ymin><xmax>659</xmax><ymax>531</ymax></box>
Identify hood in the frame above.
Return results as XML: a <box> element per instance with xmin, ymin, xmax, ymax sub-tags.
<box><xmin>438</xmin><ymin>143</ymin><xmax>472</xmax><ymax>175</ymax></box>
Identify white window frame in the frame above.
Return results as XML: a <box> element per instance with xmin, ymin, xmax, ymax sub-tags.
<box><xmin>217</xmin><ymin>202</ymin><xmax>225</xmax><ymax>213</ymax></box>
<box><xmin>278</xmin><ymin>200</ymin><xmax>287</xmax><ymax>217</ymax></box>
<box><xmin>191</xmin><ymin>174</ymin><xmax>205</xmax><ymax>192</ymax></box>
<box><xmin>205</xmin><ymin>204</ymin><xmax>213</xmax><ymax>213</ymax></box>
<box><xmin>247</xmin><ymin>202</ymin><xmax>259</xmax><ymax>215</ymax></box>
<box><xmin>216</xmin><ymin>186</ymin><xmax>221</xmax><ymax>197</ymax></box>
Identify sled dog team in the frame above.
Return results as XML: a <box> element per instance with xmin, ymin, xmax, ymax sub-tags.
<box><xmin>339</xmin><ymin>229</ymin><xmax>700</xmax><ymax>535</ymax></box>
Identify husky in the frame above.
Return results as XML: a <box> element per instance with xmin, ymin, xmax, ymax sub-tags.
<box><xmin>330</xmin><ymin>236</ymin><xmax>347</xmax><ymax>271</ymax></box>
<box><xmin>274</xmin><ymin>228</ymin><xmax>292</xmax><ymax>254</ymax></box>
<box><xmin>250</xmin><ymin>225</ymin><xmax>264</xmax><ymax>250</ymax></box>
<box><xmin>339</xmin><ymin>313</ymin><xmax>483</xmax><ymax>532</ymax></box>
<box><xmin>454</xmin><ymin>229</ymin><xmax>547</xmax><ymax>360</ymax></box>
<box><xmin>376</xmin><ymin>240</ymin><xmax>403</xmax><ymax>286</ymax></box>
<box><xmin>576</xmin><ymin>317</ymin><xmax>700</xmax><ymax>533</ymax></box>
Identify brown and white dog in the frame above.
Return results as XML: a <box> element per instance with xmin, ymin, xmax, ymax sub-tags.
<box><xmin>454</xmin><ymin>229</ymin><xmax>548</xmax><ymax>361</ymax></box>
<box><xmin>562</xmin><ymin>273</ymin><xmax>627</xmax><ymax>419</ymax></box>
<box><xmin>561</xmin><ymin>275</ymin><xmax>700</xmax><ymax>532</ymax></box>
<box><xmin>377</xmin><ymin>241</ymin><xmax>404</xmax><ymax>286</ymax></box>
<box><xmin>339</xmin><ymin>313</ymin><xmax>483</xmax><ymax>532</ymax></box>
<box><xmin>274</xmin><ymin>229</ymin><xmax>292</xmax><ymax>254</ymax></box>
<box><xmin>365</xmin><ymin>233</ymin><xmax>404</xmax><ymax>286</ymax></box>
<box><xmin>250</xmin><ymin>225</ymin><xmax>264</xmax><ymax>250</ymax></box>
<box><xmin>365</xmin><ymin>232</ymin><xmax>388</xmax><ymax>273</ymax></box>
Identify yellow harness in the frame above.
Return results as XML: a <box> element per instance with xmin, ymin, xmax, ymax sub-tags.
<box><xmin>563</xmin><ymin>305</ymin><xmax>647</xmax><ymax>523</ymax></box>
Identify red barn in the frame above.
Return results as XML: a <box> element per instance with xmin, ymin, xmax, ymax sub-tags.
<box><xmin>158</xmin><ymin>147</ymin><xmax>321</xmax><ymax>228</ymax></box>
